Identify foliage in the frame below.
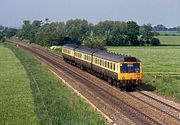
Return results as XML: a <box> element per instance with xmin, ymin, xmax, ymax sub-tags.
<box><xmin>0</xmin><ymin>31</ymin><xmax>3</xmax><ymax>40</ymax></box>
<box><xmin>153</xmin><ymin>24</ymin><xmax>168</xmax><ymax>31</ymax></box>
<box><xmin>127</xmin><ymin>21</ymin><xmax>140</xmax><ymax>46</ymax></box>
<box><xmin>0</xmin><ymin>31</ymin><xmax>5</xmax><ymax>42</ymax></box>
<box><xmin>65</xmin><ymin>19</ymin><xmax>90</xmax><ymax>41</ymax></box>
<box><xmin>106</xmin><ymin>34</ymin><xmax>128</xmax><ymax>46</ymax></box>
<box><xmin>83</xmin><ymin>36</ymin><xmax>106</xmax><ymax>50</ymax></box>
<box><xmin>17</xmin><ymin>20</ymin><xmax>41</xmax><ymax>43</ymax></box>
<box><xmin>6</xmin><ymin>44</ymin><xmax>106</xmax><ymax>125</ymax></box>
<box><xmin>178</xmin><ymin>26</ymin><xmax>180</xmax><ymax>33</ymax></box>
<box><xmin>151</xmin><ymin>38</ymin><xmax>160</xmax><ymax>46</ymax></box>
<box><xmin>0</xmin><ymin>45</ymin><xmax>39</xmax><ymax>125</ymax></box>
<box><xmin>3</xmin><ymin>28</ymin><xmax>17</xmax><ymax>38</ymax></box>
<box><xmin>17</xmin><ymin>19</ymin><xmax>160</xmax><ymax>46</ymax></box>
<box><xmin>141</xmin><ymin>75</ymin><xmax>180</xmax><ymax>101</ymax></box>
<box><xmin>140</xmin><ymin>24</ymin><xmax>160</xmax><ymax>46</ymax></box>
<box><xmin>35</xmin><ymin>22</ymin><xmax>65</xmax><ymax>46</ymax></box>
<box><xmin>93</xmin><ymin>20</ymin><xmax>127</xmax><ymax>36</ymax></box>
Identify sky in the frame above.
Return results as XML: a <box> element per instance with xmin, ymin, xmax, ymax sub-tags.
<box><xmin>0</xmin><ymin>0</ymin><xmax>180</xmax><ymax>28</ymax></box>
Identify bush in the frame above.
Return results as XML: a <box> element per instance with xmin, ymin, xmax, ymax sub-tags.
<box><xmin>83</xmin><ymin>36</ymin><xmax>106</xmax><ymax>50</ymax></box>
<box><xmin>106</xmin><ymin>35</ymin><xmax>129</xmax><ymax>46</ymax></box>
<box><xmin>151</xmin><ymin>38</ymin><xmax>160</xmax><ymax>46</ymax></box>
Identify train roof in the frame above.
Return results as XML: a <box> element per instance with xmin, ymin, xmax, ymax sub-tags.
<box><xmin>93</xmin><ymin>50</ymin><xmax>140</xmax><ymax>62</ymax></box>
<box><xmin>63</xmin><ymin>44</ymin><xmax>140</xmax><ymax>62</ymax></box>
<box><xmin>75</xmin><ymin>46</ymin><xmax>98</xmax><ymax>54</ymax></box>
<box><xmin>62</xmin><ymin>44</ymin><xmax>79</xmax><ymax>49</ymax></box>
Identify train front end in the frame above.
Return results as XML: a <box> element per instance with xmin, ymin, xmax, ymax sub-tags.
<box><xmin>118</xmin><ymin>61</ymin><xmax>142</xmax><ymax>88</ymax></box>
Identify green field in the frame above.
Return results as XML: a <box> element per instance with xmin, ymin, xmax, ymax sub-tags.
<box><xmin>157</xmin><ymin>31</ymin><xmax>180</xmax><ymax>36</ymax></box>
<box><xmin>4</xmin><ymin>43</ymin><xmax>106</xmax><ymax>125</ymax></box>
<box><xmin>0</xmin><ymin>45</ymin><xmax>39</xmax><ymax>124</ymax></box>
<box><xmin>107</xmin><ymin>46</ymin><xmax>180</xmax><ymax>101</ymax></box>
<box><xmin>108</xmin><ymin>46</ymin><xmax>180</xmax><ymax>73</ymax></box>
<box><xmin>157</xmin><ymin>36</ymin><xmax>180</xmax><ymax>45</ymax></box>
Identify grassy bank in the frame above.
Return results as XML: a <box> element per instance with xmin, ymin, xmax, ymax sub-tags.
<box><xmin>108</xmin><ymin>46</ymin><xmax>180</xmax><ymax>101</ymax></box>
<box><xmin>141</xmin><ymin>75</ymin><xmax>180</xmax><ymax>101</ymax></box>
<box><xmin>0</xmin><ymin>45</ymin><xmax>39</xmax><ymax>125</ymax></box>
<box><xmin>5</xmin><ymin>43</ymin><xmax>106</xmax><ymax>125</ymax></box>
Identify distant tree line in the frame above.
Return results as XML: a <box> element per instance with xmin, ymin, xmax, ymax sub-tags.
<box><xmin>1</xmin><ymin>19</ymin><xmax>161</xmax><ymax>48</ymax></box>
<box><xmin>153</xmin><ymin>24</ymin><xmax>180</xmax><ymax>32</ymax></box>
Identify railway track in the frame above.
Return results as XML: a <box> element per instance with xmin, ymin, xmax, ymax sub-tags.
<box><xmin>8</xmin><ymin>40</ymin><xmax>180</xmax><ymax>125</ymax></box>
<box><xmin>128</xmin><ymin>89</ymin><xmax>180</xmax><ymax>120</ymax></box>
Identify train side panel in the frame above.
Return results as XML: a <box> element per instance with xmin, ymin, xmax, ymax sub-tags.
<box><xmin>92</xmin><ymin>55</ymin><xmax>119</xmax><ymax>80</ymax></box>
<box><xmin>74</xmin><ymin>51</ymin><xmax>92</xmax><ymax>69</ymax></box>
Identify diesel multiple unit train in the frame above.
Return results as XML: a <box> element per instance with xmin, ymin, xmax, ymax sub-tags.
<box><xmin>62</xmin><ymin>44</ymin><xmax>142</xmax><ymax>89</ymax></box>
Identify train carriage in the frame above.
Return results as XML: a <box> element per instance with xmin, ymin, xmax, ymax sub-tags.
<box><xmin>62</xmin><ymin>44</ymin><xmax>78</xmax><ymax>62</ymax></box>
<box><xmin>74</xmin><ymin>46</ymin><xmax>97</xmax><ymax>70</ymax></box>
<box><xmin>92</xmin><ymin>51</ymin><xmax>142</xmax><ymax>87</ymax></box>
<box><xmin>62</xmin><ymin>44</ymin><xmax>142</xmax><ymax>89</ymax></box>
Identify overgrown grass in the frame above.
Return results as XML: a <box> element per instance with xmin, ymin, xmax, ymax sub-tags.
<box><xmin>0</xmin><ymin>45</ymin><xmax>39</xmax><ymax>125</ymax></box>
<box><xmin>5</xmin><ymin>43</ymin><xmax>106</xmax><ymax>125</ymax></box>
<box><xmin>140</xmin><ymin>75</ymin><xmax>180</xmax><ymax>101</ymax></box>
<box><xmin>108</xmin><ymin>46</ymin><xmax>180</xmax><ymax>101</ymax></box>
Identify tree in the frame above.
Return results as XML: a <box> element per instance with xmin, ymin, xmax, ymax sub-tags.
<box><xmin>153</xmin><ymin>24</ymin><xmax>167</xmax><ymax>31</ymax></box>
<box><xmin>83</xmin><ymin>36</ymin><xmax>106</xmax><ymax>50</ymax></box>
<box><xmin>93</xmin><ymin>20</ymin><xmax>127</xmax><ymax>37</ymax></box>
<box><xmin>0</xmin><ymin>31</ymin><xmax>5</xmax><ymax>42</ymax></box>
<box><xmin>17</xmin><ymin>20</ymin><xmax>42</xmax><ymax>43</ymax></box>
<box><xmin>141</xmin><ymin>24</ymin><xmax>154</xmax><ymax>46</ymax></box>
<box><xmin>127</xmin><ymin>21</ymin><xmax>140</xmax><ymax>46</ymax></box>
<box><xmin>35</xmin><ymin>22</ymin><xmax>66</xmax><ymax>46</ymax></box>
<box><xmin>32</xmin><ymin>20</ymin><xmax>42</xmax><ymax>27</ymax></box>
<box><xmin>65</xmin><ymin>19</ymin><xmax>90</xmax><ymax>41</ymax></box>
<box><xmin>0</xmin><ymin>25</ymin><xmax>4</xmax><ymax>30</ymax></box>
<box><xmin>4</xmin><ymin>28</ymin><xmax>17</xmax><ymax>38</ymax></box>
<box><xmin>93</xmin><ymin>20</ymin><xmax>114</xmax><ymax>36</ymax></box>
<box><xmin>177</xmin><ymin>26</ymin><xmax>180</xmax><ymax>33</ymax></box>
<box><xmin>106</xmin><ymin>34</ymin><xmax>128</xmax><ymax>46</ymax></box>
<box><xmin>141</xmin><ymin>24</ymin><xmax>160</xmax><ymax>46</ymax></box>
<box><xmin>23</xmin><ymin>20</ymin><xmax>30</xmax><ymax>25</ymax></box>
<box><xmin>0</xmin><ymin>31</ymin><xmax>3</xmax><ymax>39</ymax></box>
<box><xmin>151</xmin><ymin>38</ymin><xmax>160</xmax><ymax>46</ymax></box>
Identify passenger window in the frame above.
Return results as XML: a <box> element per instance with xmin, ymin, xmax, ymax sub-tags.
<box><xmin>110</xmin><ymin>62</ymin><xmax>112</xmax><ymax>69</ymax></box>
<box><xmin>113</xmin><ymin>63</ymin><xmax>115</xmax><ymax>70</ymax></box>
<box><xmin>105</xmin><ymin>61</ymin><xmax>107</xmax><ymax>67</ymax></box>
<box><xmin>107</xmin><ymin>62</ymin><xmax>109</xmax><ymax>68</ymax></box>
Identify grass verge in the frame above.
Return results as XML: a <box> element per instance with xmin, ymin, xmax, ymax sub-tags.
<box><xmin>5</xmin><ymin>43</ymin><xmax>106</xmax><ymax>125</ymax></box>
<box><xmin>140</xmin><ymin>74</ymin><xmax>180</xmax><ymax>101</ymax></box>
<box><xmin>0</xmin><ymin>44</ymin><xmax>39</xmax><ymax>125</ymax></box>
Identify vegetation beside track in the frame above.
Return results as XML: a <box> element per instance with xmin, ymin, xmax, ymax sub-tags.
<box><xmin>108</xmin><ymin>46</ymin><xmax>180</xmax><ymax>101</ymax></box>
<box><xmin>5</xmin><ymin>43</ymin><xmax>106</xmax><ymax>125</ymax></box>
<box><xmin>0</xmin><ymin>44</ymin><xmax>39</xmax><ymax>125</ymax></box>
